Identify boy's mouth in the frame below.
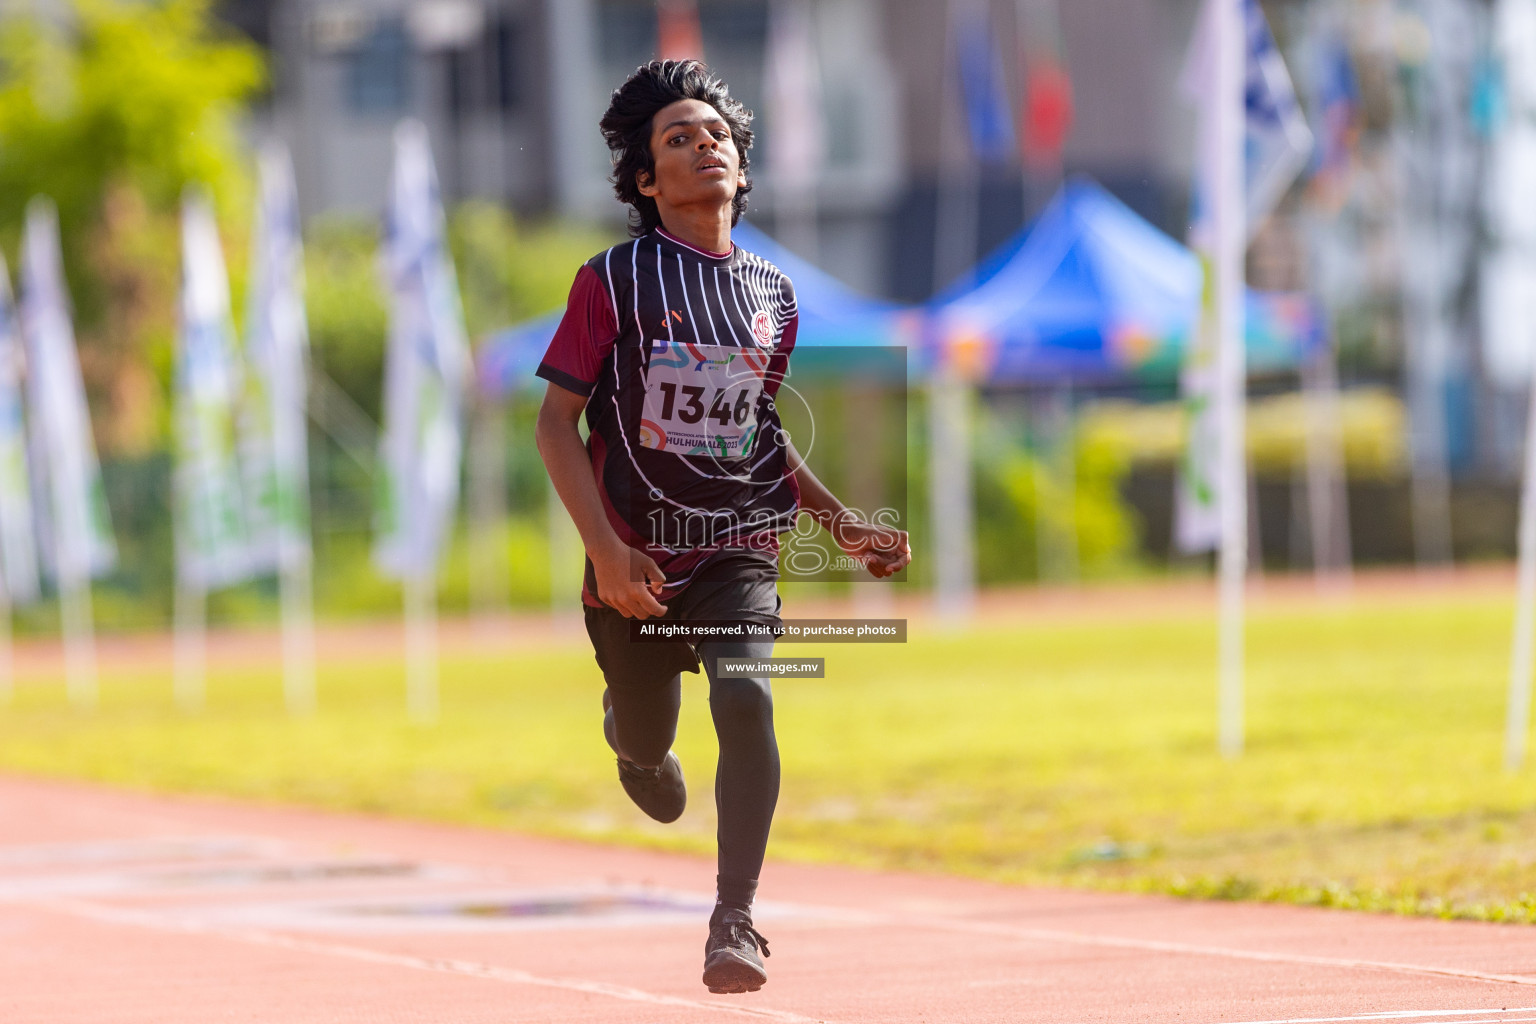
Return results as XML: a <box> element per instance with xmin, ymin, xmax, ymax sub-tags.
<box><xmin>697</xmin><ymin>158</ymin><xmax>727</xmax><ymax>174</ymax></box>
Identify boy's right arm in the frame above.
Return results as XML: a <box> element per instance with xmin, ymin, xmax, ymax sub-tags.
<box><xmin>534</xmin><ymin>383</ymin><xmax>668</xmax><ymax>619</ymax></box>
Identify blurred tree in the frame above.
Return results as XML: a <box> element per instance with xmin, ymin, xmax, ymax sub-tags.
<box><xmin>304</xmin><ymin>216</ymin><xmax>389</xmax><ymax>422</ymax></box>
<box><xmin>305</xmin><ymin>206</ymin><xmax>617</xmax><ymax>423</ymax></box>
<box><xmin>449</xmin><ymin>201</ymin><xmax>619</xmax><ymax>339</ymax></box>
<box><xmin>972</xmin><ymin>435</ymin><xmax>1139</xmax><ymax>585</ymax></box>
<box><xmin>0</xmin><ymin>0</ymin><xmax>264</xmax><ymax>453</ymax></box>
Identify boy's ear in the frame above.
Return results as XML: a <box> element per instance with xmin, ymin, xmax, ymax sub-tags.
<box><xmin>637</xmin><ymin>168</ymin><xmax>658</xmax><ymax>198</ymax></box>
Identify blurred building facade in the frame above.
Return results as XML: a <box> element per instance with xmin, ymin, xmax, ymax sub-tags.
<box><xmin>224</xmin><ymin>0</ymin><xmax>1203</xmax><ymax>303</ymax></box>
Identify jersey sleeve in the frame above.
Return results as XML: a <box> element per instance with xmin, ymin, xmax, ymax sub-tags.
<box><xmin>536</xmin><ymin>263</ymin><xmax>619</xmax><ymax>398</ymax></box>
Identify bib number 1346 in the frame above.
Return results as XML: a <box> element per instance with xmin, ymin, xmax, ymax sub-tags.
<box><xmin>640</xmin><ymin>341</ymin><xmax>768</xmax><ymax>459</ymax></box>
<box><xmin>655</xmin><ymin>382</ymin><xmax>754</xmax><ymax>428</ymax></box>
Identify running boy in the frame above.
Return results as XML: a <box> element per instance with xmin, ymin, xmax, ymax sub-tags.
<box><xmin>534</xmin><ymin>59</ymin><xmax>911</xmax><ymax>995</ymax></box>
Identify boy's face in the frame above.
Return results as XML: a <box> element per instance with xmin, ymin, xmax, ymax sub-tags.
<box><xmin>637</xmin><ymin>98</ymin><xmax>746</xmax><ymax>217</ymax></box>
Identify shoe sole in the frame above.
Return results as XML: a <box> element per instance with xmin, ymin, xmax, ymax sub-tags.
<box><xmin>702</xmin><ymin>953</ymin><xmax>766</xmax><ymax>994</ymax></box>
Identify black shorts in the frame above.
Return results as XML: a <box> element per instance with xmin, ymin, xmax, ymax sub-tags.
<box><xmin>583</xmin><ymin>577</ymin><xmax>782</xmax><ymax>691</ymax></box>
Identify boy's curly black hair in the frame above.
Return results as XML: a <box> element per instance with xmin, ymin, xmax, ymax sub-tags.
<box><xmin>599</xmin><ymin>59</ymin><xmax>754</xmax><ymax>237</ymax></box>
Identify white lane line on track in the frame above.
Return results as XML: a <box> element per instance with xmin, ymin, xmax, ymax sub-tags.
<box><xmin>41</xmin><ymin>898</ymin><xmax>839</xmax><ymax>1024</ymax></box>
<box><xmin>889</xmin><ymin>914</ymin><xmax>1536</xmax><ymax>988</ymax></box>
<box><xmin>21</xmin><ymin>845</ymin><xmax>1536</xmax><ymax>1008</ymax></box>
<box><xmin>1216</xmin><ymin>1014</ymin><xmax>1536</xmax><ymax>1024</ymax></box>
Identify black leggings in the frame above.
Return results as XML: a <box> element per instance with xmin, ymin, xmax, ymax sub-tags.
<box><xmin>606</xmin><ymin>639</ymin><xmax>780</xmax><ymax>908</ymax></box>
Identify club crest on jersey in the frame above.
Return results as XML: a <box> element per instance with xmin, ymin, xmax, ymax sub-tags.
<box><xmin>750</xmin><ymin>309</ymin><xmax>774</xmax><ymax>348</ymax></box>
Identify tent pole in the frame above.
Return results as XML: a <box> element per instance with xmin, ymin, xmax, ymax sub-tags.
<box><xmin>928</xmin><ymin>366</ymin><xmax>976</xmax><ymax>621</ymax></box>
<box><xmin>1032</xmin><ymin>384</ymin><xmax>1078</xmax><ymax>583</ymax></box>
<box><xmin>1301</xmin><ymin>337</ymin><xmax>1352</xmax><ymax>588</ymax></box>
<box><xmin>468</xmin><ymin>396</ymin><xmax>511</xmax><ymax>618</ymax></box>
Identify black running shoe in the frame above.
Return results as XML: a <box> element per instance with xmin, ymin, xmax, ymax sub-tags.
<box><xmin>615</xmin><ymin>751</ymin><xmax>686</xmax><ymax>823</ymax></box>
<box><xmin>702</xmin><ymin>908</ymin><xmax>770</xmax><ymax>994</ymax></box>
<box><xmin>602</xmin><ymin>689</ymin><xmax>686</xmax><ymax>823</ymax></box>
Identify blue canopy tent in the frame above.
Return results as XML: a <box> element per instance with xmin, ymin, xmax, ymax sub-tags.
<box><xmin>476</xmin><ymin>221</ymin><xmax>913</xmax><ymax>399</ymax></box>
<box><xmin>714</xmin><ymin>222</ymin><xmax>912</xmax><ymax>384</ymax></box>
<box><xmin>927</xmin><ymin>177</ymin><xmax>1322</xmax><ymax>384</ymax></box>
<box><xmin>920</xmin><ymin>178</ymin><xmax>1329</xmax><ymax>616</ymax></box>
<box><xmin>476</xmin><ymin>309</ymin><xmax>561</xmax><ymax>398</ymax></box>
<box><xmin>729</xmin><ymin>221</ymin><xmax>909</xmax><ymax>350</ymax></box>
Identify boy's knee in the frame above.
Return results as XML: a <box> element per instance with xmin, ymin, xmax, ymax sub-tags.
<box><xmin>611</xmin><ymin>710</ymin><xmax>676</xmax><ymax>767</ymax></box>
<box><xmin>606</xmin><ymin>687</ymin><xmax>680</xmax><ymax>768</ymax></box>
<box><xmin>614</xmin><ymin>729</ymin><xmax>673</xmax><ymax>768</ymax></box>
<box><xmin>710</xmin><ymin>678</ymin><xmax>773</xmax><ymax>727</ymax></box>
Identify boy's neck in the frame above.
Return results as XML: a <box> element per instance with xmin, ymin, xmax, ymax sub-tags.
<box><xmin>656</xmin><ymin>209</ymin><xmax>733</xmax><ymax>257</ymax></box>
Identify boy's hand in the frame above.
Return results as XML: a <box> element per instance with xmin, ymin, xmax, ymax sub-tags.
<box><xmin>834</xmin><ymin>518</ymin><xmax>912</xmax><ymax>580</ymax></box>
<box><xmin>591</xmin><ymin>539</ymin><xmax>669</xmax><ymax>618</ymax></box>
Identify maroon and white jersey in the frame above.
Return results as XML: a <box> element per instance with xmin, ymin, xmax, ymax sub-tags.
<box><xmin>537</xmin><ymin>227</ymin><xmax>801</xmax><ymax>608</ymax></box>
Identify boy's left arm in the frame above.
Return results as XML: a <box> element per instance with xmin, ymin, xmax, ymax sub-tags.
<box><xmin>784</xmin><ymin>439</ymin><xmax>911</xmax><ymax>579</ymax></box>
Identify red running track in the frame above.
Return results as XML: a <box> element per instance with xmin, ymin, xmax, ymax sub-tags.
<box><xmin>3</xmin><ymin>774</ymin><xmax>1536</xmax><ymax>1023</ymax></box>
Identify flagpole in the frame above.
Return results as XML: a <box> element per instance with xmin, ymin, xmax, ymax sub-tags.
<box><xmin>1498</xmin><ymin>0</ymin><xmax>1536</xmax><ymax>771</ymax></box>
<box><xmin>252</xmin><ymin>140</ymin><xmax>317</xmax><ymax>716</ymax></box>
<box><xmin>1214</xmin><ymin>0</ymin><xmax>1247</xmax><ymax>758</ymax></box>
<box><xmin>766</xmin><ymin>0</ymin><xmax>822</xmax><ymax>262</ymax></box>
<box><xmin>377</xmin><ymin>121</ymin><xmax>468</xmax><ymax>719</ymax></box>
<box><xmin>1506</xmin><ymin>351</ymin><xmax>1536</xmax><ymax>769</ymax></box>
<box><xmin>173</xmin><ymin>577</ymin><xmax>205</xmax><ymax>712</ymax></box>
<box><xmin>404</xmin><ymin>569</ymin><xmax>438</xmax><ymax>723</ymax></box>
<box><xmin>1016</xmin><ymin>0</ymin><xmax>1068</xmax><ymax>217</ymax></box>
<box><xmin>0</xmin><ymin>254</ymin><xmax>26</xmax><ymax>706</ymax></box>
<box><xmin>279</xmin><ymin>545</ymin><xmax>316</xmax><ymax>716</ymax></box>
<box><xmin>22</xmin><ymin>199</ymin><xmax>113</xmax><ymax>713</ymax></box>
<box><xmin>934</xmin><ymin>0</ymin><xmax>982</xmax><ymax>298</ymax></box>
<box><xmin>0</xmin><ymin>583</ymin><xmax>12</xmax><ymax>705</ymax></box>
<box><xmin>176</xmin><ymin>189</ymin><xmax>255</xmax><ymax>713</ymax></box>
<box><xmin>58</xmin><ymin>523</ymin><xmax>98</xmax><ymax>712</ymax></box>
<box><xmin>60</xmin><ymin>579</ymin><xmax>96</xmax><ymax>710</ymax></box>
<box><xmin>1394</xmin><ymin>0</ymin><xmax>1473</xmax><ymax>574</ymax></box>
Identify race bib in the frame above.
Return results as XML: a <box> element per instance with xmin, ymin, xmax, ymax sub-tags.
<box><xmin>639</xmin><ymin>341</ymin><xmax>771</xmax><ymax>459</ymax></box>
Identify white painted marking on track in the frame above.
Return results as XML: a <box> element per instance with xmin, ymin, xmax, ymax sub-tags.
<box><xmin>0</xmin><ymin>836</ymin><xmax>280</xmax><ymax>867</ymax></box>
<box><xmin>881</xmin><ymin>913</ymin><xmax>1536</xmax><ymax>988</ymax></box>
<box><xmin>14</xmin><ymin>829</ymin><xmax>1536</xmax><ymax>1011</ymax></box>
<box><xmin>138</xmin><ymin>884</ymin><xmax>720</xmax><ymax>933</ymax></box>
<box><xmin>0</xmin><ymin>858</ymin><xmax>466</xmax><ymax>900</ymax></box>
<box><xmin>39</xmin><ymin>897</ymin><xmax>842</xmax><ymax>1024</ymax></box>
<box><xmin>1214</xmin><ymin>1010</ymin><xmax>1536</xmax><ymax>1024</ymax></box>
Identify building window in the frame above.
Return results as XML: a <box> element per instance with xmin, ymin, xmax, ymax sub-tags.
<box><xmin>494</xmin><ymin>16</ymin><xmax>523</xmax><ymax>112</ymax></box>
<box><xmin>346</xmin><ymin>20</ymin><xmax>412</xmax><ymax>115</ymax></box>
<box><xmin>701</xmin><ymin>0</ymin><xmax>767</xmax><ymax>50</ymax></box>
<box><xmin>447</xmin><ymin>13</ymin><xmax>525</xmax><ymax>120</ymax></box>
<box><xmin>597</xmin><ymin>1</ymin><xmax>655</xmax><ymax>65</ymax></box>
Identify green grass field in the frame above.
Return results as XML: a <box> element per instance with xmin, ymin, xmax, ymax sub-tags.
<box><xmin>6</xmin><ymin>577</ymin><xmax>1536</xmax><ymax>923</ymax></box>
